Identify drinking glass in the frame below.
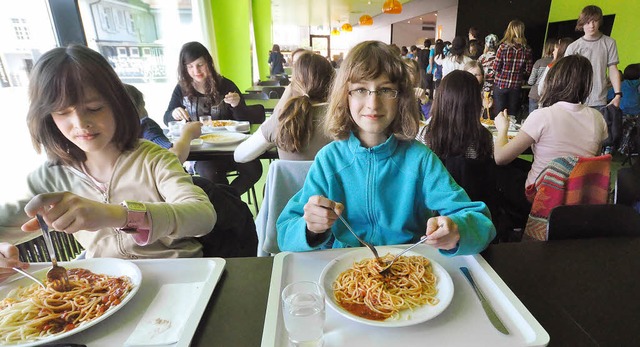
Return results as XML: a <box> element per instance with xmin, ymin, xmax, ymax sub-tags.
<box><xmin>199</xmin><ymin>115</ymin><xmax>212</xmax><ymax>126</ymax></box>
<box><xmin>281</xmin><ymin>281</ymin><xmax>325</xmax><ymax>347</ymax></box>
<box><xmin>210</xmin><ymin>105</ymin><xmax>220</xmax><ymax>118</ymax></box>
<box><xmin>167</xmin><ymin>120</ymin><xmax>184</xmax><ymax>137</ymax></box>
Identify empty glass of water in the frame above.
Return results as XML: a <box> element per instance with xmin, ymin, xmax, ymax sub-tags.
<box><xmin>281</xmin><ymin>281</ymin><xmax>325</xmax><ymax>347</ymax></box>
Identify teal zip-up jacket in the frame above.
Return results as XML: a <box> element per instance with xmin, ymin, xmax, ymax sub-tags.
<box><xmin>277</xmin><ymin>133</ymin><xmax>496</xmax><ymax>256</ymax></box>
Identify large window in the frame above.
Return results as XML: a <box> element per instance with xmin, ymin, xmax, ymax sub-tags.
<box><xmin>0</xmin><ymin>0</ymin><xmax>204</xmax><ymax>197</ymax></box>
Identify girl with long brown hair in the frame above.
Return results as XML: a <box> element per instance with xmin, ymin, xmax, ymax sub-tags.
<box><xmin>235</xmin><ymin>53</ymin><xmax>334</xmax><ymax>162</ymax></box>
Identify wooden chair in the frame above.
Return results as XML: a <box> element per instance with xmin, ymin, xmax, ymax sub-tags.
<box><xmin>547</xmin><ymin>204</ymin><xmax>640</xmax><ymax>240</ymax></box>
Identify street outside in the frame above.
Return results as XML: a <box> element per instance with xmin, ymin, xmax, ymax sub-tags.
<box><xmin>0</xmin><ymin>82</ymin><xmax>174</xmax><ymax>200</ymax></box>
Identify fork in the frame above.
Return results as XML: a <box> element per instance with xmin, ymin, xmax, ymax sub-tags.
<box><xmin>36</xmin><ymin>214</ymin><xmax>71</xmax><ymax>291</ymax></box>
<box><xmin>378</xmin><ymin>237</ymin><xmax>428</xmax><ymax>274</ymax></box>
<box><xmin>337</xmin><ymin>214</ymin><xmax>384</xmax><ymax>265</ymax></box>
<box><xmin>11</xmin><ymin>267</ymin><xmax>46</xmax><ymax>289</ymax></box>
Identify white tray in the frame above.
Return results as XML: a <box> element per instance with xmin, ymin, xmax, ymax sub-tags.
<box><xmin>25</xmin><ymin>258</ymin><xmax>225</xmax><ymax>347</ymax></box>
<box><xmin>261</xmin><ymin>247</ymin><xmax>549</xmax><ymax>347</ymax></box>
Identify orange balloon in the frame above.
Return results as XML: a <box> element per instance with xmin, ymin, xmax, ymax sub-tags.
<box><xmin>359</xmin><ymin>15</ymin><xmax>373</xmax><ymax>26</ymax></box>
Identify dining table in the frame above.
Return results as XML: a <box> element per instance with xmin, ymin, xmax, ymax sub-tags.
<box><xmin>186</xmin><ymin>124</ymin><xmax>278</xmax><ymax>161</ymax></box>
<box><xmin>190</xmin><ymin>237</ymin><xmax>640</xmax><ymax>347</ymax></box>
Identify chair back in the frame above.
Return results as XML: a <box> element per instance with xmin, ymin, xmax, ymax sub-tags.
<box><xmin>244</xmin><ymin>104</ymin><xmax>266</xmax><ymax>124</ymax></box>
<box><xmin>243</xmin><ymin>92</ymin><xmax>269</xmax><ymax>100</ymax></box>
<box><xmin>614</xmin><ymin>166</ymin><xmax>640</xmax><ymax>206</ymax></box>
<box><xmin>262</xmin><ymin>86</ymin><xmax>285</xmax><ymax>99</ymax></box>
<box><xmin>547</xmin><ymin>204</ymin><xmax>640</xmax><ymax>240</ymax></box>
<box><xmin>255</xmin><ymin>160</ymin><xmax>313</xmax><ymax>255</ymax></box>
<box><xmin>524</xmin><ymin>154</ymin><xmax>612</xmax><ymax>241</ymax></box>
<box><xmin>17</xmin><ymin>232</ymin><xmax>84</xmax><ymax>262</ymax></box>
<box><xmin>257</xmin><ymin>80</ymin><xmax>280</xmax><ymax>86</ymax></box>
<box><xmin>191</xmin><ymin>176</ymin><xmax>258</xmax><ymax>257</ymax></box>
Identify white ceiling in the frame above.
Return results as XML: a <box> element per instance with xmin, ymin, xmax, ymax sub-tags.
<box><xmin>270</xmin><ymin>0</ymin><xmax>433</xmax><ymax>28</ymax></box>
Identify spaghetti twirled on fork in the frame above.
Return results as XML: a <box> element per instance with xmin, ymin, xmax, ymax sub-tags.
<box><xmin>0</xmin><ymin>268</ymin><xmax>132</xmax><ymax>345</ymax></box>
<box><xmin>332</xmin><ymin>253</ymin><xmax>439</xmax><ymax>320</ymax></box>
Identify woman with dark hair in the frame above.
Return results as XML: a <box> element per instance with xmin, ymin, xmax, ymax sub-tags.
<box><xmin>0</xmin><ymin>45</ymin><xmax>215</xmax><ymax>258</ymax></box>
<box><xmin>440</xmin><ymin>36</ymin><xmax>471</xmax><ymax>78</ymax></box>
<box><xmin>163</xmin><ymin>41</ymin><xmax>262</xmax><ymax>196</ymax></box>
<box><xmin>537</xmin><ymin>37</ymin><xmax>574</xmax><ymax>96</ymax></box>
<box><xmin>235</xmin><ymin>53</ymin><xmax>334</xmax><ymax>162</ymax></box>
<box><xmin>494</xmin><ymin>55</ymin><xmax>607</xmax><ymax>223</ymax></box>
<box><xmin>432</xmin><ymin>41</ymin><xmax>445</xmax><ymax>91</ymax></box>
<box><xmin>269</xmin><ymin>44</ymin><xmax>285</xmax><ymax>76</ymax></box>
<box><xmin>418</xmin><ymin>70</ymin><xmax>493</xmax><ymax>160</ymax></box>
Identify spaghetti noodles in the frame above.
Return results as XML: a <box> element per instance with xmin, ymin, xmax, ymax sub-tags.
<box><xmin>0</xmin><ymin>268</ymin><xmax>133</xmax><ymax>345</ymax></box>
<box><xmin>332</xmin><ymin>253</ymin><xmax>438</xmax><ymax>320</ymax></box>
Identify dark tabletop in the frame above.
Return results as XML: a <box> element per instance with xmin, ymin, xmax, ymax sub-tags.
<box><xmin>191</xmin><ymin>238</ymin><xmax>640</xmax><ymax>347</ymax></box>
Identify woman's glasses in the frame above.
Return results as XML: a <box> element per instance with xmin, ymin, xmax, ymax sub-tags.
<box><xmin>348</xmin><ymin>88</ymin><xmax>399</xmax><ymax>100</ymax></box>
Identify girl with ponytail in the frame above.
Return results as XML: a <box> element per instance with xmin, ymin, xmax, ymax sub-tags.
<box><xmin>234</xmin><ymin>53</ymin><xmax>335</xmax><ymax>162</ymax></box>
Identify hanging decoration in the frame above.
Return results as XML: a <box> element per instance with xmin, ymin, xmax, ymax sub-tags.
<box><xmin>331</xmin><ymin>27</ymin><xmax>340</xmax><ymax>35</ymax></box>
<box><xmin>359</xmin><ymin>15</ymin><xmax>373</xmax><ymax>26</ymax></box>
<box><xmin>341</xmin><ymin>23</ymin><xmax>353</xmax><ymax>32</ymax></box>
<box><xmin>382</xmin><ymin>0</ymin><xmax>402</xmax><ymax>14</ymax></box>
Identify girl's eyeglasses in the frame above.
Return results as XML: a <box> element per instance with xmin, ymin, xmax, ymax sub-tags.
<box><xmin>348</xmin><ymin>88</ymin><xmax>399</xmax><ymax>100</ymax></box>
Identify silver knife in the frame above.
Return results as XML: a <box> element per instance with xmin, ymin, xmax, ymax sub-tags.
<box><xmin>460</xmin><ymin>267</ymin><xmax>510</xmax><ymax>335</ymax></box>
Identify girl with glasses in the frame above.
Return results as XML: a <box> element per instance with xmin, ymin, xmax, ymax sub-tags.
<box><xmin>277</xmin><ymin>41</ymin><xmax>496</xmax><ymax>255</ymax></box>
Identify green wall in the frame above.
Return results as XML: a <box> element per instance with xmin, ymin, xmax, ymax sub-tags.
<box><xmin>209</xmin><ymin>0</ymin><xmax>252</xmax><ymax>91</ymax></box>
<box><xmin>548</xmin><ymin>0</ymin><xmax>640</xmax><ymax>69</ymax></box>
<box><xmin>252</xmin><ymin>0</ymin><xmax>272</xmax><ymax>82</ymax></box>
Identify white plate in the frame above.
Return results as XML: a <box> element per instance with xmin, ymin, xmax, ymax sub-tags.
<box><xmin>0</xmin><ymin>258</ymin><xmax>142</xmax><ymax>347</ymax></box>
<box><xmin>319</xmin><ymin>246</ymin><xmax>454</xmax><ymax>328</ymax></box>
<box><xmin>200</xmin><ymin>132</ymin><xmax>248</xmax><ymax>145</ymax></box>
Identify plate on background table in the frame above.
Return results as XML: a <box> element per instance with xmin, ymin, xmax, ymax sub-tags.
<box><xmin>0</xmin><ymin>258</ymin><xmax>141</xmax><ymax>347</ymax></box>
<box><xmin>319</xmin><ymin>246</ymin><xmax>454</xmax><ymax>328</ymax></box>
<box><xmin>200</xmin><ymin>132</ymin><xmax>248</xmax><ymax>145</ymax></box>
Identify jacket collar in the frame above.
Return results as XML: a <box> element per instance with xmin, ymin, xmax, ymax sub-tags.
<box><xmin>347</xmin><ymin>132</ymin><xmax>397</xmax><ymax>159</ymax></box>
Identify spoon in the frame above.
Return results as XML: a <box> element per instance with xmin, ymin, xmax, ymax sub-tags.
<box><xmin>11</xmin><ymin>267</ymin><xmax>46</xmax><ymax>289</ymax></box>
<box><xmin>36</xmin><ymin>214</ymin><xmax>71</xmax><ymax>291</ymax></box>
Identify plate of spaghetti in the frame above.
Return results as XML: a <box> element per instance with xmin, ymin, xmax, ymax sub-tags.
<box><xmin>319</xmin><ymin>246</ymin><xmax>454</xmax><ymax>327</ymax></box>
<box><xmin>0</xmin><ymin>258</ymin><xmax>141</xmax><ymax>346</ymax></box>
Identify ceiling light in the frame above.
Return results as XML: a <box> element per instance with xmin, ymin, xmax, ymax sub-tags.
<box><xmin>359</xmin><ymin>15</ymin><xmax>373</xmax><ymax>26</ymax></box>
<box><xmin>382</xmin><ymin>0</ymin><xmax>402</xmax><ymax>14</ymax></box>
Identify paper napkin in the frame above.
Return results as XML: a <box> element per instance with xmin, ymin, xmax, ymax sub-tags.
<box><xmin>124</xmin><ymin>282</ymin><xmax>203</xmax><ymax>346</ymax></box>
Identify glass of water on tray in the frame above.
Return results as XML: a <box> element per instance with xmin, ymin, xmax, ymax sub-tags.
<box><xmin>281</xmin><ymin>281</ymin><xmax>325</xmax><ymax>347</ymax></box>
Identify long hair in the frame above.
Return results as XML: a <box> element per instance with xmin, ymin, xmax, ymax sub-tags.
<box><xmin>540</xmin><ymin>55</ymin><xmax>593</xmax><ymax>107</ymax></box>
<box><xmin>26</xmin><ymin>45</ymin><xmax>139</xmax><ymax>165</ymax></box>
<box><xmin>434</xmin><ymin>41</ymin><xmax>445</xmax><ymax>59</ymax></box>
<box><xmin>542</xmin><ymin>38</ymin><xmax>557</xmax><ymax>58</ymax></box>
<box><xmin>275</xmin><ymin>54</ymin><xmax>334</xmax><ymax>152</ymax></box>
<box><xmin>325</xmin><ymin>40</ymin><xmax>420</xmax><ymax>141</ymax></box>
<box><xmin>177</xmin><ymin>41</ymin><xmax>223</xmax><ymax>104</ymax></box>
<box><xmin>576</xmin><ymin>5</ymin><xmax>603</xmax><ymax>31</ymax></box>
<box><xmin>551</xmin><ymin>37</ymin><xmax>574</xmax><ymax>65</ymax></box>
<box><xmin>419</xmin><ymin>70</ymin><xmax>492</xmax><ymax>159</ymax></box>
<box><xmin>500</xmin><ymin>20</ymin><xmax>527</xmax><ymax>46</ymax></box>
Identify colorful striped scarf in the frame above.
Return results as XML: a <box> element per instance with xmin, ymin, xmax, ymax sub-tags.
<box><xmin>524</xmin><ymin>155</ymin><xmax>611</xmax><ymax>241</ymax></box>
